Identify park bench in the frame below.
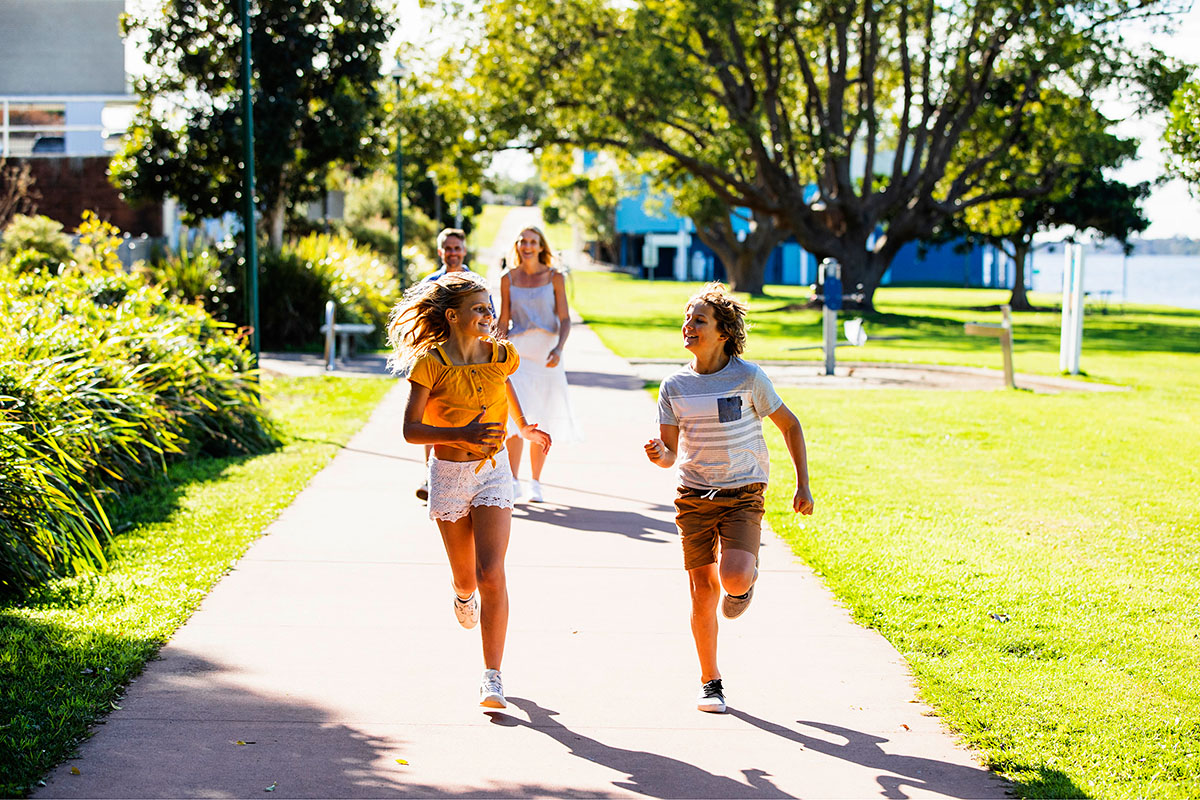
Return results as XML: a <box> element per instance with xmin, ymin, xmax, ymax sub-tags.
<box><xmin>964</xmin><ymin>304</ymin><xmax>1015</xmax><ymax>389</ymax></box>
<box><xmin>319</xmin><ymin>300</ymin><xmax>375</xmax><ymax>370</ymax></box>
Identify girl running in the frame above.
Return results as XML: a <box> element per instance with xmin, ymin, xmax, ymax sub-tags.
<box><xmin>389</xmin><ymin>272</ymin><xmax>552</xmax><ymax>709</ymax></box>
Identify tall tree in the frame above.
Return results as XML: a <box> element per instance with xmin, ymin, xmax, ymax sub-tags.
<box><xmin>469</xmin><ymin>0</ymin><xmax>1186</xmax><ymax>306</ymax></box>
<box><xmin>935</xmin><ymin>91</ymin><xmax>1150</xmax><ymax>309</ymax></box>
<box><xmin>110</xmin><ymin>0</ymin><xmax>392</xmax><ymax>249</ymax></box>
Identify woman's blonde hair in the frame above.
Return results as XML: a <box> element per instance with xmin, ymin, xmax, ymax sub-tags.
<box><xmin>508</xmin><ymin>226</ymin><xmax>555</xmax><ymax>271</ymax></box>
<box><xmin>387</xmin><ymin>272</ymin><xmax>491</xmax><ymax>374</ymax></box>
<box><xmin>687</xmin><ymin>282</ymin><xmax>748</xmax><ymax>356</ymax></box>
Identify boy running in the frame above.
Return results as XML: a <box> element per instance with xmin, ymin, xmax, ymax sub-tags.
<box><xmin>644</xmin><ymin>283</ymin><xmax>814</xmax><ymax>713</ymax></box>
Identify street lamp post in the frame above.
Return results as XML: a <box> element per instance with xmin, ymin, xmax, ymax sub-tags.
<box><xmin>391</xmin><ymin>61</ymin><xmax>407</xmax><ymax>289</ymax></box>
<box><xmin>238</xmin><ymin>0</ymin><xmax>259</xmax><ymax>364</ymax></box>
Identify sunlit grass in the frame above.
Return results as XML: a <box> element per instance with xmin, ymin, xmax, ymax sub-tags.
<box><xmin>605</xmin><ymin>270</ymin><xmax>1200</xmax><ymax>798</ymax></box>
<box><xmin>571</xmin><ymin>270</ymin><xmax>1200</xmax><ymax>393</ymax></box>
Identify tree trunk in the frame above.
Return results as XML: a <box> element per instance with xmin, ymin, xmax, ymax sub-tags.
<box><xmin>692</xmin><ymin>211</ymin><xmax>786</xmax><ymax>297</ymax></box>
<box><xmin>820</xmin><ymin>246</ymin><xmax>887</xmax><ymax>312</ymax></box>
<box><xmin>725</xmin><ymin>250</ymin><xmax>765</xmax><ymax>295</ymax></box>
<box><xmin>1007</xmin><ymin>240</ymin><xmax>1033</xmax><ymax>311</ymax></box>
<box><xmin>267</xmin><ymin>198</ymin><xmax>286</xmax><ymax>251</ymax></box>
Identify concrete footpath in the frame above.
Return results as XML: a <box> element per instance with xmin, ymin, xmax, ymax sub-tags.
<box><xmin>36</xmin><ymin>324</ymin><xmax>1009</xmax><ymax>799</ymax></box>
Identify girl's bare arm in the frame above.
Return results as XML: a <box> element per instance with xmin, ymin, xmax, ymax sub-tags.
<box><xmin>403</xmin><ymin>381</ymin><xmax>504</xmax><ymax>449</ymax></box>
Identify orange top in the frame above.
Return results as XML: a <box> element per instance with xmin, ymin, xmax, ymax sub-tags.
<box><xmin>408</xmin><ymin>338</ymin><xmax>520</xmax><ymax>463</ymax></box>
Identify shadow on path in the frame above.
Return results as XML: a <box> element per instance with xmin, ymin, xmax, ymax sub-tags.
<box><xmin>566</xmin><ymin>370</ymin><xmax>647</xmax><ymax>390</ymax></box>
<box><xmin>729</xmin><ymin>709</ymin><xmax>1016</xmax><ymax>800</ymax></box>
<box><xmin>514</xmin><ymin>502</ymin><xmax>677</xmax><ymax>542</ymax></box>
<box><xmin>493</xmin><ymin>698</ymin><xmax>794</xmax><ymax>799</ymax></box>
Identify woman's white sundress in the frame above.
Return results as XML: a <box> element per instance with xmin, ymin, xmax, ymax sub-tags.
<box><xmin>504</xmin><ymin>281</ymin><xmax>583</xmax><ymax>443</ymax></box>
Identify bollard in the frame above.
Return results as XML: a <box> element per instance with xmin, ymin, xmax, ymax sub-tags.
<box><xmin>323</xmin><ymin>300</ymin><xmax>336</xmax><ymax>371</ymax></box>
<box><xmin>820</xmin><ymin>259</ymin><xmax>842</xmax><ymax>376</ymax></box>
<box><xmin>1059</xmin><ymin>243</ymin><xmax>1085</xmax><ymax>375</ymax></box>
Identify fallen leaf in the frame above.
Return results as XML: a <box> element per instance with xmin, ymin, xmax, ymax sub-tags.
<box><xmin>70</xmin><ymin>767</ymin><xmax>80</xmax><ymax>775</ymax></box>
<box><xmin>395</xmin><ymin>758</ymin><xmax>408</xmax><ymax>765</ymax></box>
<box><xmin>264</xmin><ymin>782</ymin><xmax>277</xmax><ymax>792</ymax></box>
<box><xmin>901</xmin><ymin>723</ymin><xmax>911</xmax><ymax>731</ymax></box>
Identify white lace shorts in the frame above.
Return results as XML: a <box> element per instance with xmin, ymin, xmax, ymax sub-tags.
<box><xmin>427</xmin><ymin>452</ymin><xmax>514</xmax><ymax>522</ymax></box>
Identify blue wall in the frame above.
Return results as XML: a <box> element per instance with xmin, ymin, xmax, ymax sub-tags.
<box><xmin>613</xmin><ymin>190</ymin><xmax>1021</xmax><ymax>289</ymax></box>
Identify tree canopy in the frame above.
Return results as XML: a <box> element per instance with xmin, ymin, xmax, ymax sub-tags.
<box><xmin>934</xmin><ymin>90</ymin><xmax>1149</xmax><ymax>309</ymax></box>
<box><xmin>1165</xmin><ymin>76</ymin><xmax>1200</xmax><ymax>194</ymax></box>
<box><xmin>468</xmin><ymin>0</ymin><xmax>1187</xmax><ymax>305</ymax></box>
<box><xmin>110</xmin><ymin>0</ymin><xmax>393</xmax><ymax>249</ymax></box>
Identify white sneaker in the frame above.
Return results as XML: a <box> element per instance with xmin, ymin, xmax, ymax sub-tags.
<box><xmin>511</xmin><ymin>478</ymin><xmax>523</xmax><ymax>501</ymax></box>
<box><xmin>453</xmin><ymin>590</ymin><xmax>479</xmax><ymax>629</ymax></box>
<box><xmin>527</xmin><ymin>479</ymin><xmax>544</xmax><ymax>503</ymax></box>
<box><xmin>480</xmin><ymin>668</ymin><xmax>507</xmax><ymax>708</ymax></box>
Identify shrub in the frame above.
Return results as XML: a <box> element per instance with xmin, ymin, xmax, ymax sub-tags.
<box><xmin>142</xmin><ymin>241</ymin><xmax>237</xmax><ymax>320</ymax></box>
<box><xmin>0</xmin><ymin>220</ymin><xmax>278</xmax><ymax>595</ymax></box>
<box><xmin>0</xmin><ymin>214</ymin><xmax>73</xmax><ymax>266</ymax></box>
<box><xmin>257</xmin><ymin>232</ymin><xmax>404</xmax><ymax>350</ymax></box>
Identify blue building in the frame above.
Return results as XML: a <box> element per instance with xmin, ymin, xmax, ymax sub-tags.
<box><xmin>612</xmin><ymin>191</ymin><xmax>1023</xmax><ymax>290</ymax></box>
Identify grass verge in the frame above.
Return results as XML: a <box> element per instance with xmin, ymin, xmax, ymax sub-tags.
<box><xmin>569</xmin><ymin>270</ymin><xmax>1200</xmax><ymax>390</ymax></box>
<box><xmin>593</xmin><ymin>270</ymin><xmax>1200</xmax><ymax>798</ymax></box>
<box><xmin>0</xmin><ymin>375</ymin><xmax>394</xmax><ymax>796</ymax></box>
<box><xmin>467</xmin><ymin>204</ymin><xmax>514</xmax><ymax>255</ymax></box>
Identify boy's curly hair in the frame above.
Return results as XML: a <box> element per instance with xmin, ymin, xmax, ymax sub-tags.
<box><xmin>386</xmin><ymin>272</ymin><xmax>490</xmax><ymax>374</ymax></box>
<box><xmin>687</xmin><ymin>282</ymin><xmax>748</xmax><ymax>356</ymax></box>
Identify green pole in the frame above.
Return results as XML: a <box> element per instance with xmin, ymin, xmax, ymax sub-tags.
<box><xmin>239</xmin><ymin>0</ymin><xmax>260</xmax><ymax>364</ymax></box>
<box><xmin>394</xmin><ymin>74</ymin><xmax>405</xmax><ymax>289</ymax></box>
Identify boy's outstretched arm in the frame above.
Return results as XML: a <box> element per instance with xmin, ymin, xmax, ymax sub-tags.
<box><xmin>644</xmin><ymin>424</ymin><xmax>679</xmax><ymax>468</ymax></box>
<box><xmin>767</xmin><ymin>403</ymin><xmax>814</xmax><ymax>515</ymax></box>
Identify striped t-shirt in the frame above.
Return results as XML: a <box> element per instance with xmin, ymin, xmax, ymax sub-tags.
<box><xmin>656</xmin><ymin>357</ymin><xmax>783</xmax><ymax>490</ymax></box>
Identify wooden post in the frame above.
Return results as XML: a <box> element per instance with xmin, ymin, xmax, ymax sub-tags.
<box><xmin>965</xmin><ymin>303</ymin><xmax>1016</xmax><ymax>389</ymax></box>
<box><xmin>999</xmin><ymin>304</ymin><xmax>1014</xmax><ymax>390</ymax></box>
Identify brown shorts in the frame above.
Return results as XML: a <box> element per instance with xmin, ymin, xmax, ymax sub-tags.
<box><xmin>674</xmin><ymin>483</ymin><xmax>765</xmax><ymax>571</ymax></box>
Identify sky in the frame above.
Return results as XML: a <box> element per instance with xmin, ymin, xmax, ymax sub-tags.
<box><xmin>128</xmin><ymin>0</ymin><xmax>1199</xmax><ymax>237</ymax></box>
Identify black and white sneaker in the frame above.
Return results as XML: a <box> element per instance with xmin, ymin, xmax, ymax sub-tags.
<box><xmin>697</xmin><ymin>678</ymin><xmax>727</xmax><ymax>713</ymax></box>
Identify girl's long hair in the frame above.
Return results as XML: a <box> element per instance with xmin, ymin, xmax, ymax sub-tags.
<box><xmin>387</xmin><ymin>272</ymin><xmax>491</xmax><ymax>374</ymax></box>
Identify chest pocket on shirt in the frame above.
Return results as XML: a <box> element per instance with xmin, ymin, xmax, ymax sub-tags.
<box><xmin>717</xmin><ymin>395</ymin><xmax>742</xmax><ymax>423</ymax></box>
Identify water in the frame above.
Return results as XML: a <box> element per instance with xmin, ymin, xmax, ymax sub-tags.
<box><xmin>1030</xmin><ymin>252</ymin><xmax>1200</xmax><ymax>310</ymax></box>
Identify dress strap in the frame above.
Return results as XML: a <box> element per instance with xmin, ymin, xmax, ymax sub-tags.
<box><xmin>432</xmin><ymin>344</ymin><xmax>451</xmax><ymax>365</ymax></box>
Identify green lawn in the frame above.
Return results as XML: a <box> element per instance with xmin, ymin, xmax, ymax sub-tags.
<box><xmin>466</xmin><ymin>203</ymin><xmax>514</xmax><ymax>253</ymax></box>
<box><xmin>469</xmin><ymin>203</ymin><xmax>573</xmax><ymax>257</ymax></box>
<box><xmin>577</xmin><ymin>270</ymin><xmax>1200</xmax><ymax>799</ymax></box>
<box><xmin>0</xmin><ymin>375</ymin><xmax>394</xmax><ymax>797</ymax></box>
<box><xmin>570</xmin><ymin>271</ymin><xmax>1199</xmax><ymax>391</ymax></box>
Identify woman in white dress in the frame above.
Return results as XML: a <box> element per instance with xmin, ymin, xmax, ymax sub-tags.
<box><xmin>497</xmin><ymin>226</ymin><xmax>582</xmax><ymax>502</ymax></box>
